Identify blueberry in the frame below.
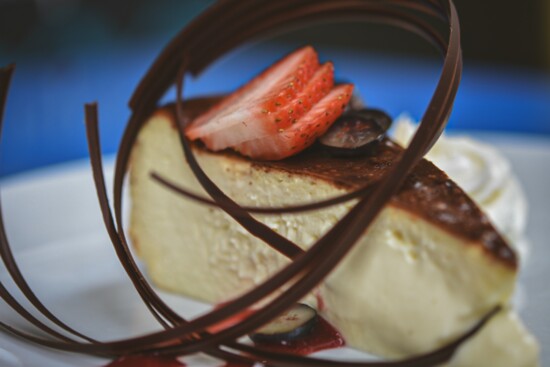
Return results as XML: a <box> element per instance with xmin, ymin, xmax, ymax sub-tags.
<box><xmin>319</xmin><ymin>108</ymin><xmax>392</xmax><ymax>157</ymax></box>
<box><xmin>249</xmin><ymin>304</ymin><xmax>317</xmax><ymax>343</ymax></box>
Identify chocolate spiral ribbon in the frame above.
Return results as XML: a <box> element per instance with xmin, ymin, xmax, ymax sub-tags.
<box><xmin>0</xmin><ymin>1</ymin><xmax>501</xmax><ymax>366</ymax></box>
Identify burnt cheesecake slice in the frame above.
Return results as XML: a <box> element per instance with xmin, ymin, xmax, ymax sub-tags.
<box><xmin>128</xmin><ymin>99</ymin><xmax>538</xmax><ymax>367</ymax></box>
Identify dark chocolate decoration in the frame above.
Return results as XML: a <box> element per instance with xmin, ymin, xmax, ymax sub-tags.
<box><xmin>319</xmin><ymin>108</ymin><xmax>392</xmax><ymax>156</ymax></box>
<box><xmin>0</xmin><ymin>1</ymin><xmax>511</xmax><ymax>366</ymax></box>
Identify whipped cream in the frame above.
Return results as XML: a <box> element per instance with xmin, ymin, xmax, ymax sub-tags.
<box><xmin>392</xmin><ymin>116</ymin><xmax>529</xmax><ymax>261</ymax></box>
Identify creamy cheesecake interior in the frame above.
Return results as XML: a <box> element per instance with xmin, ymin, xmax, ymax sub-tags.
<box><xmin>128</xmin><ymin>101</ymin><xmax>539</xmax><ymax>367</ymax></box>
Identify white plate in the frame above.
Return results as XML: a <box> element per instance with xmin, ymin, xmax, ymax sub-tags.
<box><xmin>0</xmin><ymin>134</ymin><xmax>549</xmax><ymax>366</ymax></box>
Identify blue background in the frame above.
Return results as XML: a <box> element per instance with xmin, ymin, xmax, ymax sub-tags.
<box><xmin>1</xmin><ymin>1</ymin><xmax>549</xmax><ymax>177</ymax></box>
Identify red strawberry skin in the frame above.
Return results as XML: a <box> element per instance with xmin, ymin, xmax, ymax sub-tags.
<box><xmin>269</xmin><ymin>62</ymin><xmax>334</xmax><ymax>130</ymax></box>
<box><xmin>185</xmin><ymin>46</ymin><xmax>354</xmax><ymax>160</ymax></box>
<box><xmin>186</xmin><ymin>46</ymin><xmax>320</xmax><ymax>149</ymax></box>
<box><xmin>237</xmin><ymin>84</ymin><xmax>354</xmax><ymax>160</ymax></box>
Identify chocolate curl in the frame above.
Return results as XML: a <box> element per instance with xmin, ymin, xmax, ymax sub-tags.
<box><xmin>0</xmin><ymin>1</ymin><xmax>503</xmax><ymax>366</ymax></box>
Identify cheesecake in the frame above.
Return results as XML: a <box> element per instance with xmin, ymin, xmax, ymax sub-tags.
<box><xmin>393</xmin><ymin>117</ymin><xmax>530</xmax><ymax>261</ymax></box>
<box><xmin>128</xmin><ymin>99</ymin><xmax>539</xmax><ymax>366</ymax></box>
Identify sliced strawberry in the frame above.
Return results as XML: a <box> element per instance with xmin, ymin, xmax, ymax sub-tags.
<box><xmin>237</xmin><ymin>84</ymin><xmax>354</xmax><ymax>160</ymax></box>
<box><xmin>268</xmin><ymin>62</ymin><xmax>334</xmax><ymax>130</ymax></box>
<box><xmin>186</xmin><ymin>46</ymin><xmax>319</xmax><ymax>150</ymax></box>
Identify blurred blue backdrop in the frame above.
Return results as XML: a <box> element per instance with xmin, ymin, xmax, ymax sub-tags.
<box><xmin>0</xmin><ymin>1</ymin><xmax>549</xmax><ymax>177</ymax></box>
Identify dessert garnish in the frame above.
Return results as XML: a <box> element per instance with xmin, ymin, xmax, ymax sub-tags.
<box><xmin>185</xmin><ymin>46</ymin><xmax>353</xmax><ymax>160</ymax></box>
<box><xmin>0</xmin><ymin>0</ymin><xmax>523</xmax><ymax>366</ymax></box>
<box><xmin>319</xmin><ymin>108</ymin><xmax>392</xmax><ymax>156</ymax></box>
<box><xmin>250</xmin><ymin>305</ymin><xmax>345</xmax><ymax>356</ymax></box>
<box><xmin>248</xmin><ymin>304</ymin><xmax>318</xmax><ymax>343</ymax></box>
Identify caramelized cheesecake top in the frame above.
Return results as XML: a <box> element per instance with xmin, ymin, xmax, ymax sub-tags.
<box><xmin>161</xmin><ymin>97</ymin><xmax>517</xmax><ymax>269</ymax></box>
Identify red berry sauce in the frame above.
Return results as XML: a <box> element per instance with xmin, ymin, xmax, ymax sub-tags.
<box><xmin>252</xmin><ymin>316</ymin><xmax>345</xmax><ymax>355</ymax></box>
<box><xmin>105</xmin><ymin>355</ymin><xmax>186</xmax><ymax>367</ymax></box>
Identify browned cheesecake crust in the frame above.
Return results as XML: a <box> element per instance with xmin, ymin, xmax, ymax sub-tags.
<box><xmin>258</xmin><ymin>144</ymin><xmax>517</xmax><ymax>269</ymax></box>
<box><xmin>156</xmin><ymin>97</ymin><xmax>517</xmax><ymax>270</ymax></box>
